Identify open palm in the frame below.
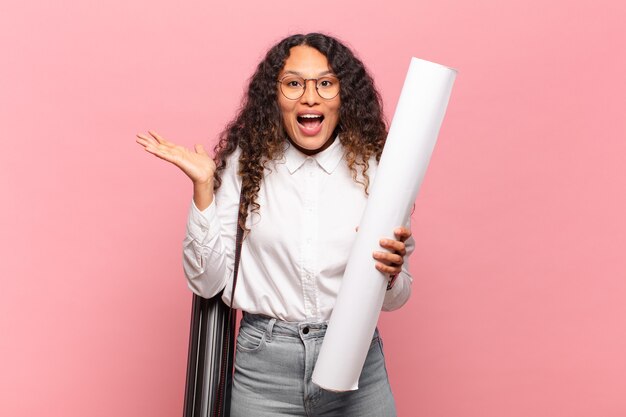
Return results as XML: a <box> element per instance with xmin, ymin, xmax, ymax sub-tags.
<box><xmin>136</xmin><ymin>131</ymin><xmax>216</xmax><ymax>185</ymax></box>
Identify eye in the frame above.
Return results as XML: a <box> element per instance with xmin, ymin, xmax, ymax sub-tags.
<box><xmin>318</xmin><ymin>78</ymin><xmax>336</xmax><ymax>88</ymax></box>
<box><xmin>283</xmin><ymin>77</ymin><xmax>304</xmax><ymax>88</ymax></box>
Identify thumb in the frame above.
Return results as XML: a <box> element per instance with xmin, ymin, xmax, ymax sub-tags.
<box><xmin>194</xmin><ymin>144</ymin><xmax>207</xmax><ymax>155</ymax></box>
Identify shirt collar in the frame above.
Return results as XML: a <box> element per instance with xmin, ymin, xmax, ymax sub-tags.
<box><xmin>284</xmin><ymin>136</ymin><xmax>344</xmax><ymax>175</ymax></box>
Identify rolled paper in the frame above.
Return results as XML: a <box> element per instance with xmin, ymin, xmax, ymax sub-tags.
<box><xmin>312</xmin><ymin>57</ymin><xmax>457</xmax><ymax>391</ymax></box>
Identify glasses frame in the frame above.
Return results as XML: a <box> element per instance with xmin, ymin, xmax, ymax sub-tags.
<box><xmin>277</xmin><ymin>75</ymin><xmax>340</xmax><ymax>101</ymax></box>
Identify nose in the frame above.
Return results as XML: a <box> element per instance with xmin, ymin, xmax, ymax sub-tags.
<box><xmin>300</xmin><ymin>79</ymin><xmax>319</xmax><ymax>105</ymax></box>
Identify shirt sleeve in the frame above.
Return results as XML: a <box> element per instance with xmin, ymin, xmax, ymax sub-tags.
<box><xmin>381</xmin><ymin>217</ymin><xmax>415</xmax><ymax>311</ymax></box>
<box><xmin>182</xmin><ymin>151</ymin><xmax>241</xmax><ymax>299</ymax></box>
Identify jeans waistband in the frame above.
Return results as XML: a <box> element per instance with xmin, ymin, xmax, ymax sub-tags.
<box><xmin>242</xmin><ymin>313</ymin><xmax>328</xmax><ymax>337</ymax></box>
<box><xmin>241</xmin><ymin>313</ymin><xmax>380</xmax><ymax>341</ymax></box>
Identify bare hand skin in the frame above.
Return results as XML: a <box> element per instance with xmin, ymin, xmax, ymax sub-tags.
<box><xmin>136</xmin><ymin>130</ymin><xmax>216</xmax><ymax>210</ymax></box>
<box><xmin>372</xmin><ymin>227</ymin><xmax>412</xmax><ymax>278</ymax></box>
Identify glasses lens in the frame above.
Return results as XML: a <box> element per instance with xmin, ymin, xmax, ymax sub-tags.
<box><xmin>279</xmin><ymin>76</ymin><xmax>340</xmax><ymax>100</ymax></box>
<box><xmin>280</xmin><ymin>76</ymin><xmax>305</xmax><ymax>100</ymax></box>
<box><xmin>316</xmin><ymin>77</ymin><xmax>340</xmax><ymax>99</ymax></box>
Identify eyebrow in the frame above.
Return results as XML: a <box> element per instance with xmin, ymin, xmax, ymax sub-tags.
<box><xmin>281</xmin><ymin>70</ymin><xmax>335</xmax><ymax>77</ymax></box>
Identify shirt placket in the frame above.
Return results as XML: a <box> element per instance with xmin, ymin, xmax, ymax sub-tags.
<box><xmin>301</xmin><ymin>158</ymin><xmax>320</xmax><ymax>321</ymax></box>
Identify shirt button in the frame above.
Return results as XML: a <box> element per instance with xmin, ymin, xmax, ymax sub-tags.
<box><xmin>302</xmin><ymin>327</ymin><xmax>310</xmax><ymax>334</ymax></box>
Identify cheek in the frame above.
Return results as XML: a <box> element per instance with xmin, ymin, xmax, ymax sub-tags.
<box><xmin>329</xmin><ymin>102</ymin><xmax>341</xmax><ymax>124</ymax></box>
<box><xmin>278</xmin><ymin>100</ymin><xmax>295</xmax><ymax>124</ymax></box>
<box><xmin>331</xmin><ymin>99</ymin><xmax>341</xmax><ymax>118</ymax></box>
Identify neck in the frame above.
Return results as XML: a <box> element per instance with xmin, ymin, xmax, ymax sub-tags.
<box><xmin>288</xmin><ymin>135</ymin><xmax>336</xmax><ymax>156</ymax></box>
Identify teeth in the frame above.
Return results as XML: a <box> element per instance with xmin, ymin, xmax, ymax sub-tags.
<box><xmin>300</xmin><ymin>114</ymin><xmax>322</xmax><ymax>119</ymax></box>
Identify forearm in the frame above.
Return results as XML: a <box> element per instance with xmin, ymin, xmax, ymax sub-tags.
<box><xmin>192</xmin><ymin>180</ymin><xmax>215</xmax><ymax>211</ymax></box>
<box><xmin>182</xmin><ymin>200</ymin><xmax>233</xmax><ymax>298</ymax></box>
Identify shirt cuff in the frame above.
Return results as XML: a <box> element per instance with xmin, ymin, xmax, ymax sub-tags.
<box><xmin>186</xmin><ymin>199</ymin><xmax>220</xmax><ymax>245</ymax></box>
<box><xmin>382</xmin><ymin>272</ymin><xmax>410</xmax><ymax>311</ymax></box>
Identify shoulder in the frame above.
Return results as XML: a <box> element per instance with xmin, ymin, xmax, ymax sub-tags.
<box><xmin>215</xmin><ymin>147</ymin><xmax>242</xmax><ymax>192</ymax></box>
<box><xmin>221</xmin><ymin>147</ymin><xmax>242</xmax><ymax>175</ymax></box>
<box><xmin>226</xmin><ymin>146</ymin><xmax>242</xmax><ymax>165</ymax></box>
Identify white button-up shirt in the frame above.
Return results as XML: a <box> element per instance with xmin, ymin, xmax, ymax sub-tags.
<box><xmin>183</xmin><ymin>138</ymin><xmax>414</xmax><ymax>322</ymax></box>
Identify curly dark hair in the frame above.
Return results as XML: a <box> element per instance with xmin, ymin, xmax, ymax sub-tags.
<box><xmin>213</xmin><ymin>33</ymin><xmax>388</xmax><ymax>230</ymax></box>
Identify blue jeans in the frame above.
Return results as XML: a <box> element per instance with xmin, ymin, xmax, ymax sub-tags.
<box><xmin>230</xmin><ymin>313</ymin><xmax>397</xmax><ymax>417</ymax></box>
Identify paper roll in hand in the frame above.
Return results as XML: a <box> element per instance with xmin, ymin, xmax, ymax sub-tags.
<box><xmin>311</xmin><ymin>57</ymin><xmax>457</xmax><ymax>392</ymax></box>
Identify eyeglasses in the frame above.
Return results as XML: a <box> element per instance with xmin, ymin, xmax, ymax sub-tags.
<box><xmin>277</xmin><ymin>75</ymin><xmax>340</xmax><ymax>100</ymax></box>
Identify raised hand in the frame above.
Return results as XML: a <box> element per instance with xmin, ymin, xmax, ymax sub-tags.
<box><xmin>136</xmin><ymin>130</ymin><xmax>216</xmax><ymax>184</ymax></box>
<box><xmin>136</xmin><ymin>130</ymin><xmax>216</xmax><ymax>210</ymax></box>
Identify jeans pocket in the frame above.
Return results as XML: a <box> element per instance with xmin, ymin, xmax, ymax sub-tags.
<box><xmin>237</xmin><ymin>325</ymin><xmax>267</xmax><ymax>353</ymax></box>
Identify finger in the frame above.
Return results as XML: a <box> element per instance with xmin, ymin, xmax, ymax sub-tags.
<box><xmin>375</xmin><ymin>261</ymin><xmax>402</xmax><ymax>276</ymax></box>
<box><xmin>379</xmin><ymin>238</ymin><xmax>406</xmax><ymax>257</ymax></box>
<box><xmin>142</xmin><ymin>143</ymin><xmax>177</xmax><ymax>162</ymax></box>
<box><xmin>136</xmin><ymin>137</ymin><xmax>148</xmax><ymax>148</ymax></box>
<box><xmin>194</xmin><ymin>143</ymin><xmax>208</xmax><ymax>156</ymax></box>
<box><xmin>136</xmin><ymin>133</ymin><xmax>158</xmax><ymax>146</ymax></box>
<box><xmin>142</xmin><ymin>144</ymin><xmax>167</xmax><ymax>158</ymax></box>
<box><xmin>148</xmin><ymin>130</ymin><xmax>170</xmax><ymax>145</ymax></box>
<box><xmin>393</xmin><ymin>227</ymin><xmax>412</xmax><ymax>242</ymax></box>
<box><xmin>373</xmin><ymin>251</ymin><xmax>404</xmax><ymax>267</ymax></box>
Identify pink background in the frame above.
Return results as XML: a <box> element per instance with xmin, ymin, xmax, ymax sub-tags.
<box><xmin>1</xmin><ymin>0</ymin><xmax>625</xmax><ymax>416</ymax></box>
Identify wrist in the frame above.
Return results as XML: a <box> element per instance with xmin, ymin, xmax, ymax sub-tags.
<box><xmin>193</xmin><ymin>180</ymin><xmax>214</xmax><ymax>211</ymax></box>
<box><xmin>193</xmin><ymin>177</ymin><xmax>213</xmax><ymax>189</ymax></box>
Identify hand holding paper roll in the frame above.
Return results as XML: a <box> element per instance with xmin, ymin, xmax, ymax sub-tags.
<box><xmin>373</xmin><ymin>227</ymin><xmax>412</xmax><ymax>281</ymax></box>
<box><xmin>312</xmin><ymin>57</ymin><xmax>457</xmax><ymax>392</ymax></box>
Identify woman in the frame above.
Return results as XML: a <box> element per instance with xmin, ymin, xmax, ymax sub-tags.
<box><xmin>136</xmin><ymin>33</ymin><xmax>413</xmax><ymax>416</ymax></box>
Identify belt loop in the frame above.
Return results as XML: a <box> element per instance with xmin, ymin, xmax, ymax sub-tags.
<box><xmin>266</xmin><ymin>318</ymin><xmax>276</xmax><ymax>342</ymax></box>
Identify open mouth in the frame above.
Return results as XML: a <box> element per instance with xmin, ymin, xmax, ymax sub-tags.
<box><xmin>297</xmin><ymin>114</ymin><xmax>324</xmax><ymax>129</ymax></box>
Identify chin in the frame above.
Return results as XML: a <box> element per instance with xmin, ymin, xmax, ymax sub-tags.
<box><xmin>289</xmin><ymin>132</ymin><xmax>335</xmax><ymax>155</ymax></box>
<box><xmin>301</xmin><ymin>137</ymin><xmax>328</xmax><ymax>150</ymax></box>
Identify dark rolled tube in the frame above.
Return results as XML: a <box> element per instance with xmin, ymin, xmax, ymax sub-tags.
<box><xmin>183</xmin><ymin>292</ymin><xmax>235</xmax><ymax>417</ymax></box>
